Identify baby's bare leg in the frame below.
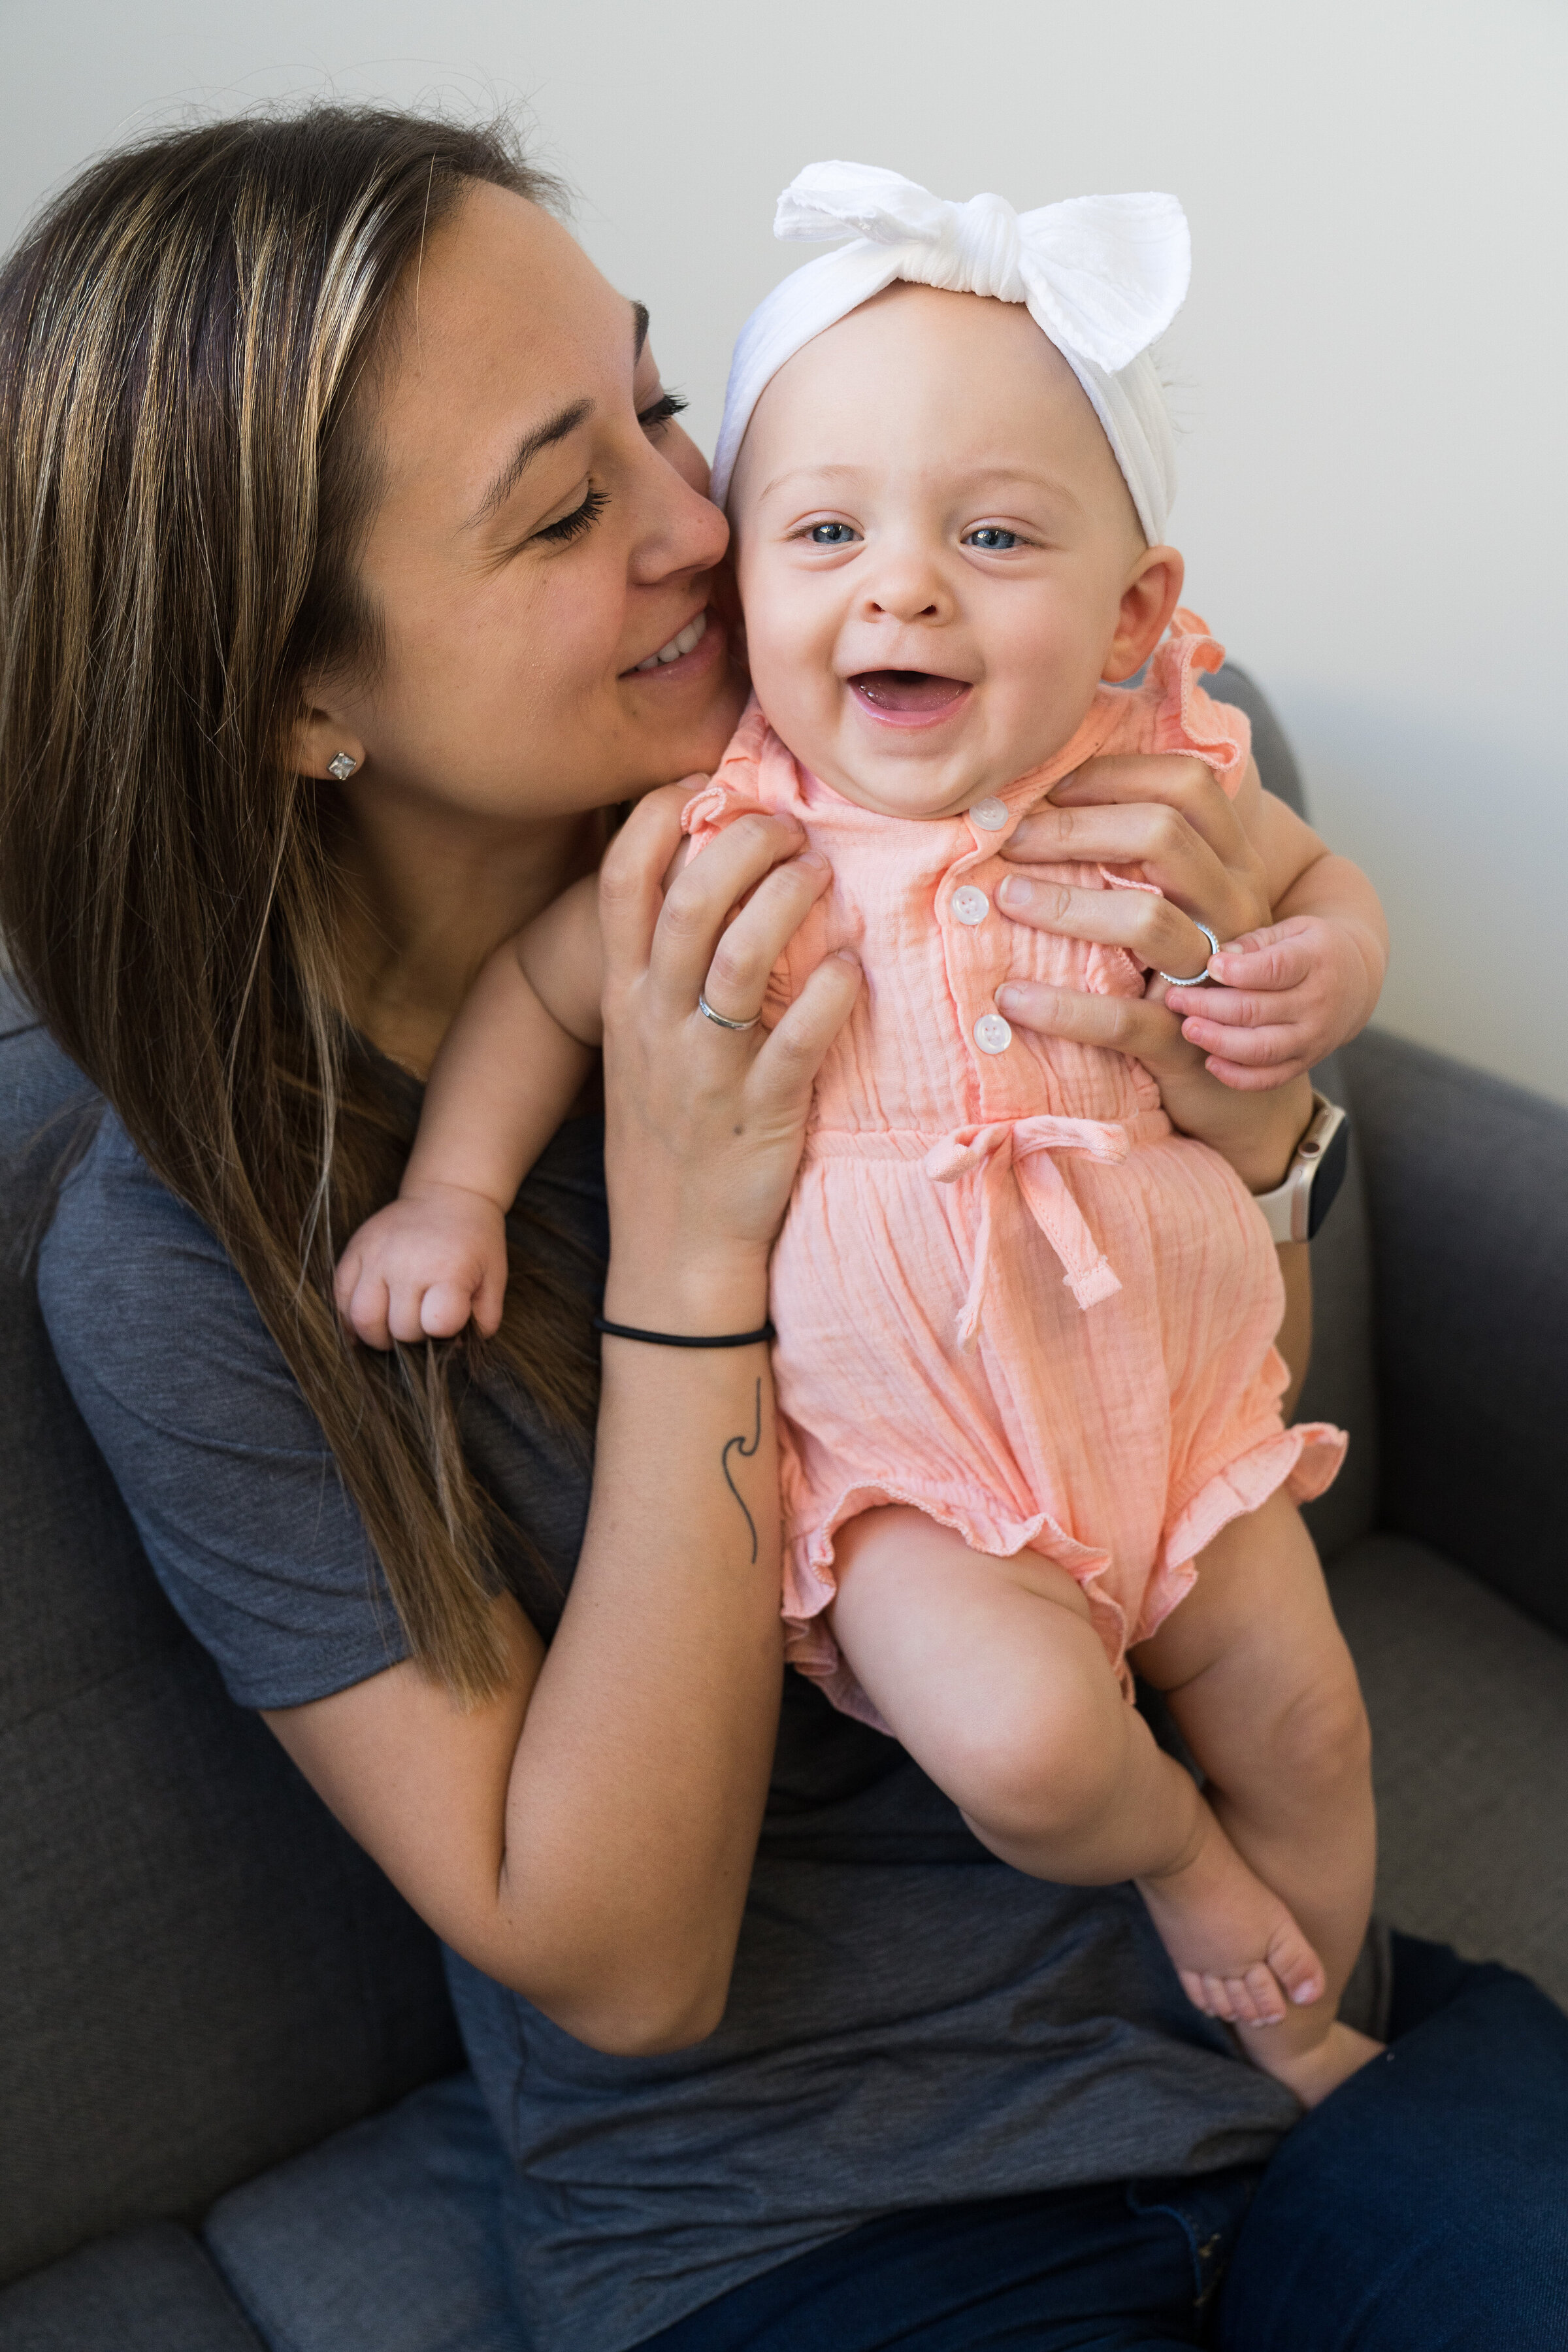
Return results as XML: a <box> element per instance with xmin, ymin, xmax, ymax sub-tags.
<box><xmin>826</xmin><ymin>1508</ymin><xmax>1321</xmax><ymax>2006</ymax></box>
<box><xmin>1133</xmin><ymin>1486</ymin><xmax>1380</xmax><ymax>2104</ymax></box>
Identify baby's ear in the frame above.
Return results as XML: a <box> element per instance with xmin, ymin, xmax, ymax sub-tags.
<box><xmin>1103</xmin><ymin>547</ymin><xmax>1185</xmax><ymax>682</ymax></box>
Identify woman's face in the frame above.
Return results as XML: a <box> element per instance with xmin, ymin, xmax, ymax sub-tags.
<box><xmin>319</xmin><ymin>181</ymin><xmax>745</xmax><ymax>823</ymax></box>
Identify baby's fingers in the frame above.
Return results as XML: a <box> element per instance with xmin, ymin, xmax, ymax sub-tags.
<box><xmin>345</xmin><ymin>1270</ymin><xmax>395</xmax><ymax>1351</ymax></box>
<box><xmin>419</xmin><ymin>1278</ymin><xmax>483</xmax><ymax>1340</ymax></box>
<box><xmin>1176</xmin><ymin>1010</ymin><xmax>1306</xmax><ymax>1067</ymax></box>
<box><xmin>1167</xmin><ymin>984</ymin><xmax>1308</xmax><ymax>1034</ymax></box>
<box><xmin>1209</xmin><ymin>931</ymin><xmax>1316</xmax><ymax>992</ymax></box>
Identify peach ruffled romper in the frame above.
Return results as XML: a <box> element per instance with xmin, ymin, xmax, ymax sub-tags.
<box><xmin>685</xmin><ymin>616</ymin><xmax>1345</xmax><ymax>1729</ymax></box>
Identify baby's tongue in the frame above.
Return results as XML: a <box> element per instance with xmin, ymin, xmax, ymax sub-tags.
<box><xmin>851</xmin><ymin>669</ymin><xmax>968</xmax><ymax>714</ymax></box>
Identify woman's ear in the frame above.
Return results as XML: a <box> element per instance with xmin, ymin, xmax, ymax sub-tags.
<box><xmin>292</xmin><ymin>690</ymin><xmax>367</xmax><ymax>783</ymax></box>
<box><xmin>1102</xmin><ymin>546</ymin><xmax>1185</xmax><ymax>683</ymax></box>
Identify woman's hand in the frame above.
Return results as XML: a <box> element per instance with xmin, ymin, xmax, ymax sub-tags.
<box><xmin>598</xmin><ymin>782</ymin><xmax>861</xmax><ymax>1328</ymax></box>
<box><xmin>993</xmin><ymin>754</ymin><xmax>1310</xmax><ymax>1191</ymax></box>
<box><xmin>996</xmin><ymin>753</ymin><xmax>1273</xmax><ymax>987</ymax></box>
<box><xmin>995</xmin><ymin>969</ymin><xmax>1312</xmax><ymax>1197</ymax></box>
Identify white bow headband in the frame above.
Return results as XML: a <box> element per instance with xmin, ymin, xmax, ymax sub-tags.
<box><xmin>710</xmin><ymin>161</ymin><xmax>1191</xmax><ymax>545</ymax></box>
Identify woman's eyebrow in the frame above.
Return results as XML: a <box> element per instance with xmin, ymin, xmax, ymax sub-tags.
<box><xmin>468</xmin><ymin>398</ymin><xmax>593</xmax><ymax>528</ymax></box>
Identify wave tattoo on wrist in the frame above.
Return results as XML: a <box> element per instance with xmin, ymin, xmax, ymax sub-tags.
<box><xmin>722</xmin><ymin>1380</ymin><xmax>764</xmax><ymax>1564</ymax></box>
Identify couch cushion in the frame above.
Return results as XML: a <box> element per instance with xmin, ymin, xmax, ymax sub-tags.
<box><xmin>0</xmin><ymin>2224</ymin><xmax>260</xmax><ymax>2351</ymax></box>
<box><xmin>1329</xmin><ymin>1532</ymin><xmax>1568</xmax><ymax>2008</ymax></box>
<box><xmin>0</xmin><ymin>994</ymin><xmax>460</xmax><ymax>2283</ymax></box>
<box><xmin>1345</xmin><ymin>1027</ymin><xmax>1568</xmax><ymax>1634</ymax></box>
<box><xmin>204</xmin><ymin>2074</ymin><xmax>523</xmax><ymax>2352</ymax></box>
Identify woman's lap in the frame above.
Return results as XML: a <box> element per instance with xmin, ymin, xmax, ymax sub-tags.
<box><xmin>636</xmin><ymin>2170</ymin><xmax>1251</xmax><ymax>2350</ymax></box>
<box><xmin>644</xmin><ymin>1934</ymin><xmax>1568</xmax><ymax>2352</ymax></box>
<box><xmin>1215</xmin><ymin>1932</ymin><xmax>1568</xmax><ymax>2349</ymax></box>
<box><xmin>210</xmin><ymin>1937</ymin><xmax>1568</xmax><ymax>2352</ymax></box>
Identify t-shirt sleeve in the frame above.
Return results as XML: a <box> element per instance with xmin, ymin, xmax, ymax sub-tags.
<box><xmin>37</xmin><ymin>1115</ymin><xmax>409</xmax><ymax>1710</ymax></box>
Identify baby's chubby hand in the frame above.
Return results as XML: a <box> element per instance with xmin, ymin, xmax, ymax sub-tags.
<box><xmin>333</xmin><ymin>1185</ymin><xmax>510</xmax><ymax>1350</ymax></box>
<box><xmin>1166</xmin><ymin>914</ymin><xmax>1382</xmax><ymax>1092</ymax></box>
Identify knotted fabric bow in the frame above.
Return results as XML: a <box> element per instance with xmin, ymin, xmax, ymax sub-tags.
<box><xmin>710</xmin><ymin>161</ymin><xmax>1190</xmax><ymax>543</ymax></box>
<box><xmin>924</xmin><ymin>1113</ymin><xmax>1132</xmax><ymax>1344</ymax></box>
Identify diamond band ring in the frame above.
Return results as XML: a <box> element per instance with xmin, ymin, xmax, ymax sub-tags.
<box><xmin>697</xmin><ymin>993</ymin><xmax>761</xmax><ymax>1032</ymax></box>
<box><xmin>1155</xmin><ymin>920</ymin><xmax>1222</xmax><ymax>989</ymax></box>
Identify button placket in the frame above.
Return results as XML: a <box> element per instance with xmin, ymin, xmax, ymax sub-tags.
<box><xmin>936</xmin><ymin>802</ymin><xmax>1024</xmax><ymax>1119</ymax></box>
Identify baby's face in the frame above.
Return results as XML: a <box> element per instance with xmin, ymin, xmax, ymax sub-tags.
<box><xmin>730</xmin><ymin>283</ymin><xmax>1175</xmax><ymax>820</ymax></box>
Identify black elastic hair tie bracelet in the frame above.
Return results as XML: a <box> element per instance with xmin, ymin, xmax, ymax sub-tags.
<box><xmin>593</xmin><ymin>1315</ymin><xmax>776</xmax><ymax>1350</ymax></box>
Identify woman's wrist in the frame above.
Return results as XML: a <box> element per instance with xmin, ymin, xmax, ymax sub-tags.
<box><xmin>1235</xmin><ymin>1076</ymin><xmax>1316</xmax><ymax>1196</ymax></box>
<box><xmin>601</xmin><ymin>1240</ymin><xmax>772</xmax><ymax>1338</ymax></box>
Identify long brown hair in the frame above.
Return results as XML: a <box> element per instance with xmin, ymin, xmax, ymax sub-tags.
<box><xmin>0</xmin><ymin>106</ymin><xmax>596</xmax><ymax>1702</ymax></box>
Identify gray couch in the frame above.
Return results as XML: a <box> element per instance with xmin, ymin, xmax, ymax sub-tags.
<box><xmin>3</xmin><ymin>671</ymin><xmax>1565</xmax><ymax>2349</ymax></box>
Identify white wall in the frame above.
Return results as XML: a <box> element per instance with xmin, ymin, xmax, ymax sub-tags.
<box><xmin>5</xmin><ymin>0</ymin><xmax>1564</xmax><ymax>1099</ymax></box>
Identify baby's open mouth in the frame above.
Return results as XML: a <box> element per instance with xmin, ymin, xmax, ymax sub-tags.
<box><xmin>850</xmin><ymin>671</ymin><xmax>971</xmax><ymax>720</ymax></box>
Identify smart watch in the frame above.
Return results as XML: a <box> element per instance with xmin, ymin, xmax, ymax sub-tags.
<box><xmin>1253</xmin><ymin>1091</ymin><xmax>1351</xmax><ymax>1244</ymax></box>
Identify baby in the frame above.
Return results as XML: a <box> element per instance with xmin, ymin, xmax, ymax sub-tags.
<box><xmin>338</xmin><ymin>167</ymin><xmax>1386</xmax><ymax>2104</ymax></box>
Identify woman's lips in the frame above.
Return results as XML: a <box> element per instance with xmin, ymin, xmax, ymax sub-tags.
<box><xmin>621</xmin><ymin>607</ymin><xmax>722</xmax><ymax>686</ymax></box>
<box><xmin>849</xmin><ymin>670</ymin><xmax>972</xmax><ymax>729</ymax></box>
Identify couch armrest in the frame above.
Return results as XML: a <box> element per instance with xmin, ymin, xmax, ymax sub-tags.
<box><xmin>1344</xmin><ymin>1028</ymin><xmax>1568</xmax><ymax>1636</ymax></box>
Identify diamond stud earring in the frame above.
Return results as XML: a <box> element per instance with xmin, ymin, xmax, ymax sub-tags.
<box><xmin>327</xmin><ymin>752</ymin><xmax>359</xmax><ymax>782</ymax></box>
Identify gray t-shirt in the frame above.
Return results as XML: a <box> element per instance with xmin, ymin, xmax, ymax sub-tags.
<box><xmin>39</xmin><ymin>1104</ymin><xmax>1307</xmax><ymax>2352</ymax></box>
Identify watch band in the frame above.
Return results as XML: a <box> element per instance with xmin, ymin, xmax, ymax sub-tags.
<box><xmin>1253</xmin><ymin>1091</ymin><xmax>1351</xmax><ymax>1245</ymax></box>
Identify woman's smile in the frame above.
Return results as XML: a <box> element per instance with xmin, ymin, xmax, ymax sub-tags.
<box><xmin>621</xmin><ymin>605</ymin><xmax>724</xmax><ymax>684</ymax></box>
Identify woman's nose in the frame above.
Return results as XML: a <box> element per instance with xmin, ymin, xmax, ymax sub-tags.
<box><xmin>631</xmin><ymin>453</ymin><xmax>730</xmax><ymax>586</ymax></box>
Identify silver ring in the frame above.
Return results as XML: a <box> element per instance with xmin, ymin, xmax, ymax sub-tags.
<box><xmin>697</xmin><ymin>992</ymin><xmax>760</xmax><ymax>1032</ymax></box>
<box><xmin>1156</xmin><ymin>919</ymin><xmax>1222</xmax><ymax>989</ymax></box>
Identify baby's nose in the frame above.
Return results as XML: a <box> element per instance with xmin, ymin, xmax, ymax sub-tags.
<box><xmin>862</xmin><ymin>553</ymin><xmax>948</xmax><ymax>625</ymax></box>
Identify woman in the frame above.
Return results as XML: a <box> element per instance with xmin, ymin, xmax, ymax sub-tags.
<box><xmin>1</xmin><ymin>105</ymin><xmax>1561</xmax><ymax>2352</ymax></box>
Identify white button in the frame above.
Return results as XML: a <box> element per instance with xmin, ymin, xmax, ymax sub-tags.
<box><xmin>973</xmin><ymin>1012</ymin><xmax>1013</xmax><ymax>1055</ymax></box>
<box><xmin>968</xmin><ymin>797</ymin><xmax>1009</xmax><ymax>831</ymax></box>
<box><xmin>951</xmin><ymin>886</ymin><xmax>990</xmax><ymax>925</ymax></box>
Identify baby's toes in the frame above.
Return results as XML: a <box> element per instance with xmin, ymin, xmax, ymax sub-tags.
<box><xmin>1198</xmin><ymin>1971</ymin><xmax>1245</xmax><ymax>2024</ymax></box>
<box><xmin>1179</xmin><ymin>1968</ymin><xmax>1220</xmax><ymax>2017</ymax></box>
<box><xmin>1238</xmin><ymin>1963</ymin><xmax>1288</xmax><ymax>2025</ymax></box>
<box><xmin>1264</xmin><ymin>1918</ymin><xmax>1326</xmax><ymax>2010</ymax></box>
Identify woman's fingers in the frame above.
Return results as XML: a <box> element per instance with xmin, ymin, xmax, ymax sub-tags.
<box><xmin>694</xmin><ymin>840</ymin><xmax>830</xmax><ymax>1023</ymax></box>
<box><xmin>749</xmin><ymin>950</ymin><xmax>862</xmax><ymax>1116</ymax></box>
<box><xmin>1004</xmin><ymin>754</ymin><xmax>1271</xmax><ymax>942</ymax></box>
<box><xmin>994</xmin><ymin>870</ymin><xmax>1218</xmax><ymax>984</ymax></box>
<box><xmin>1042</xmin><ymin>754</ymin><xmax>1250</xmax><ymax>864</ymax></box>
<box><xmin>598</xmin><ymin>784</ymin><xmax>691</xmax><ymax>987</ymax></box>
<box><xmin>995</xmin><ymin>977</ymin><xmax>1190</xmax><ymax>1070</ymax></box>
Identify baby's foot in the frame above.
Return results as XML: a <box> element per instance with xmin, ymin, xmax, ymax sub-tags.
<box><xmin>1136</xmin><ymin>1806</ymin><xmax>1325</xmax><ymax>2028</ymax></box>
<box><xmin>1235</xmin><ymin>2018</ymin><xmax>1385</xmax><ymax>2109</ymax></box>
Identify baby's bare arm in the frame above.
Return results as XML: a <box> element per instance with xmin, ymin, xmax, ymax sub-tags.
<box><xmin>334</xmin><ymin>879</ymin><xmax>602</xmax><ymax>1348</ymax></box>
<box><xmin>1177</xmin><ymin>765</ymin><xmax>1388</xmax><ymax>1087</ymax></box>
<box><xmin>406</xmin><ymin>873</ymin><xmax>604</xmax><ymax>1210</ymax></box>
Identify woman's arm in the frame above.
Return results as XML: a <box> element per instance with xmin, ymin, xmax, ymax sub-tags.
<box><xmin>270</xmin><ymin>793</ymin><xmax>860</xmax><ymax>2055</ymax></box>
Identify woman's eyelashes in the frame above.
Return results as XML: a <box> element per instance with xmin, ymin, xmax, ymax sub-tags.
<box><xmin>532</xmin><ymin>484</ymin><xmax>610</xmax><ymax>546</ymax></box>
<box><xmin>637</xmin><ymin>389</ymin><xmax>689</xmax><ymax>432</ymax></box>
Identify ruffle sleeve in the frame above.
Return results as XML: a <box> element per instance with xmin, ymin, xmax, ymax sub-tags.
<box><xmin>681</xmin><ymin>695</ymin><xmax>772</xmax><ymax>852</ymax></box>
<box><xmin>1143</xmin><ymin>609</ymin><xmax>1251</xmax><ymax>797</ymax></box>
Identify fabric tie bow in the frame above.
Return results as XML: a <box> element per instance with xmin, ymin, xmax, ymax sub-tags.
<box><xmin>710</xmin><ymin>161</ymin><xmax>1190</xmax><ymax>543</ymax></box>
<box><xmin>924</xmin><ymin>1113</ymin><xmax>1131</xmax><ymax>1344</ymax></box>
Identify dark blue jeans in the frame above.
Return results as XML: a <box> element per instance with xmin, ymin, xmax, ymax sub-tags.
<box><xmin>638</xmin><ymin>1936</ymin><xmax>1568</xmax><ymax>2351</ymax></box>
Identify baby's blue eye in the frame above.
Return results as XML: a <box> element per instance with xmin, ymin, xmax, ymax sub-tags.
<box><xmin>810</xmin><ymin>522</ymin><xmax>858</xmax><ymax>544</ymax></box>
<box><xmin>966</xmin><ymin>526</ymin><xmax>1021</xmax><ymax>550</ymax></box>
